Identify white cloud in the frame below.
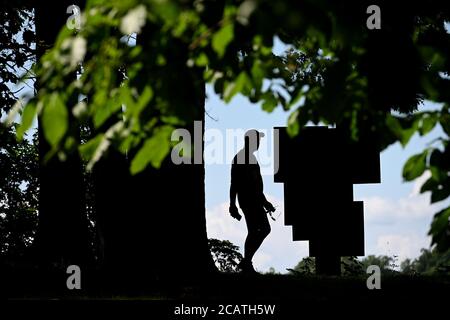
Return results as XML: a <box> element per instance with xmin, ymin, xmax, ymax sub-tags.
<box><xmin>375</xmin><ymin>234</ymin><xmax>430</xmax><ymax>266</ymax></box>
<box><xmin>361</xmin><ymin>193</ymin><xmax>435</xmax><ymax>224</ymax></box>
<box><xmin>206</xmin><ymin>202</ymin><xmax>246</xmax><ymax>243</ymax></box>
<box><xmin>360</xmin><ymin>180</ymin><xmax>439</xmax><ymax>262</ymax></box>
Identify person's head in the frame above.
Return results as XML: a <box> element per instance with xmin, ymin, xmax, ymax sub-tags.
<box><xmin>244</xmin><ymin>129</ymin><xmax>265</xmax><ymax>153</ymax></box>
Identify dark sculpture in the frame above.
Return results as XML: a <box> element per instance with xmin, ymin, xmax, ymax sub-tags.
<box><xmin>274</xmin><ymin>126</ymin><xmax>381</xmax><ymax>275</ymax></box>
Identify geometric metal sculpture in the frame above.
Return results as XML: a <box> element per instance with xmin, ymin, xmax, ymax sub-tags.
<box><xmin>274</xmin><ymin>126</ymin><xmax>381</xmax><ymax>275</ymax></box>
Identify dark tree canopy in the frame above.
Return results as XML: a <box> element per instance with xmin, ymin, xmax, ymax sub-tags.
<box><xmin>0</xmin><ymin>3</ymin><xmax>35</xmax><ymax>115</ymax></box>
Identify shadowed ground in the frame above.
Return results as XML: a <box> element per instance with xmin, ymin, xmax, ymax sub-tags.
<box><xmin>2</xmin><ymin>266</ymin><xmax>449</xmax><ymax>302</ymax></box>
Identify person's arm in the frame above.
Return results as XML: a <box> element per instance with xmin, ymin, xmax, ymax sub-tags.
<box><xmin>255</xmin><ymin>163</ymin><xmax>275</xmax><ymax>213</ymax></box>
<box><xmin>230</xmin><ymin>183</ymin><xmax>237</xmax><ymax>208</ymax></box>
<box><xmin>262</xmin><ymin>194</ymin><xmax>275</xmax><ymax>212</ymax></box>
<box><xmin>229</xmin><ymin>164</ymin><xmax>242</xmax><ymax>220</ymax></box>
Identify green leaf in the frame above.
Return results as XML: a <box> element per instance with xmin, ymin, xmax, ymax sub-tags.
<box><xmin>430</xmin><ymin>165</ymin><xmax>448</xmax><ymax>183</ymax></box>
<box><xmin>440</xmin><ymin>112</ymin><xmax>450</xmax><ymax>136</ymax></box>
<box><xmin>130</xmin><ymin>125</ymin><xmax>173</xmax><ymax>174</ymax></box>
<box><xmin>212</xmin><ymin>22</ymin><xmax>234</xmax><ymax>58</ymax></box>
<box><xmin>195</xmin><ymin>53</ymin><xmax>209</xmax><ymax>67</ymax></box>
<box><xmin>429</xmin><ymin>149</ymin><xmax>444</xmax><ymax>168</ymax></box>
<box><xmin>42</xmin><ymin>93</ymin><xmax>68</xmax><ymax>147</ymax></box>
<box><xmin>429</xmin><ymin>207</ymin><xmax>450</xmax><ymax>246</ymax></box>
<box><xmin>420</xmin><ymin>176</ymin><xmax>437</xmax><ymax>193</ymax></box>
<box><xmin>386</xmin><ymin>115</ymin><xmax>418</xmax><ymax>147</ymax></box>
<box><xmin>79</xmin><ymin>134</ymin><xmax>104</xmax><ymax>161</ymax></box>
<box><xmin>223</xmin><ymin>72</ymin><xmax>249</xmax><ymax>103</ymax></box>
<box><xmin>400</xmin><ymin>125</ymin><xmax>418</xmax><ymax>146</ymax></box>
<box><xmin>386</xmin><ymin>115</ymin><xmax>403</xmax><ymax>140</ymax></box>
<box><xmin>251</xmin><ymin>60</ymin><xmax>264</xmax><ymax>89</ymax></box>
<box><xmin>262</xmin><ymin>92</ymin><xmax>277</xmax><ymax>112</ymax></box>
<box><xmin>119</xmin><ymin>134</ymin><xmax>138</xmax><ymax>154</ymax></box>
<box><xmin>93</xmin><ymin>95</ymin><xmax>123</xmax><ymax>128</ymax></box>
<box><xmin>419</xmin><ymin>113</ymin><xmax>438</xmax><ymax>136</ymax></box>
<box><xmin>288</xmin><ymin>88</ymin><xmax>305</xmax><ymax>109</ymax></box>
<box><xmin>431</xmin><ymin>180</ymin><xmax>450</xmax><ymax>203</ymax></box>
<box><xmin>402</xmin><ymin>151</ymin><xmax>427</xmax><ymax>181</ymax></box>
<box><xmin>287</xmin><ymin>109</ymin><xmax>299</xmax><ymax>137</ymax></box>
<box><xmin>17</xmin><ymin>100</ymin><xmax>37</xmax><ymax>140</ymax></box>
<box><xmin>152</xmin><ymin>1</ymin><xmax>179</xmax><ymax>23</ymax></box>
<box><xmin>131</xmin><ymin>85</ymin><xmax>153</xmax><ymax>118</ymax></box>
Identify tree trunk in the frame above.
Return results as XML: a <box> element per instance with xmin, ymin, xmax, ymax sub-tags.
<box><xmin>34</xmin><ymin>1</ymin><xmax>89</xmax><ymax>267</ymax></box>
<box><xmin>92</xmin><ymin>28</ymin><xmax>215</xmax><ymax>282</ymax></box>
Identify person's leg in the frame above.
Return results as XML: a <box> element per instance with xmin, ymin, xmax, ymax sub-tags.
<box><xmin>246</xmin><ymin>218</ymin><xmax>270</xmax><ymax>261</ymax></box>
<box><xmin>242</xmin><ymin>207</ymin><xmax>271</xmax><ymax>267</ymax></box>
<box><xmin>244</xmin><ymin>230</ymin><xmax>260</xmax><ymax>263</ymax></box>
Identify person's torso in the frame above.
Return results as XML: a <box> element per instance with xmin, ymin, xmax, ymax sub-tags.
<box><xmin>232</xmin><ymin>152</ymin><xmax>264</xmax><ymax>207</ymax></box>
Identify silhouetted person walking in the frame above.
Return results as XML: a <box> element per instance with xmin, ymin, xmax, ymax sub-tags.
<box><xmin>229</xmin><ymin>129</ymin><xmax>275</xmax><ymax>274</ymax></box>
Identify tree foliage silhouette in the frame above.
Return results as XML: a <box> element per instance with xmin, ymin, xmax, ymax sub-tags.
<box><xmin>208</xmin><ymin>238</ymin><xmax>243</xmax><ymax>272</ymax></box>
<box><xmin>0</xmin><ymin>129</ymin><xmax>38</xmax><ymax>261</ymax></box>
